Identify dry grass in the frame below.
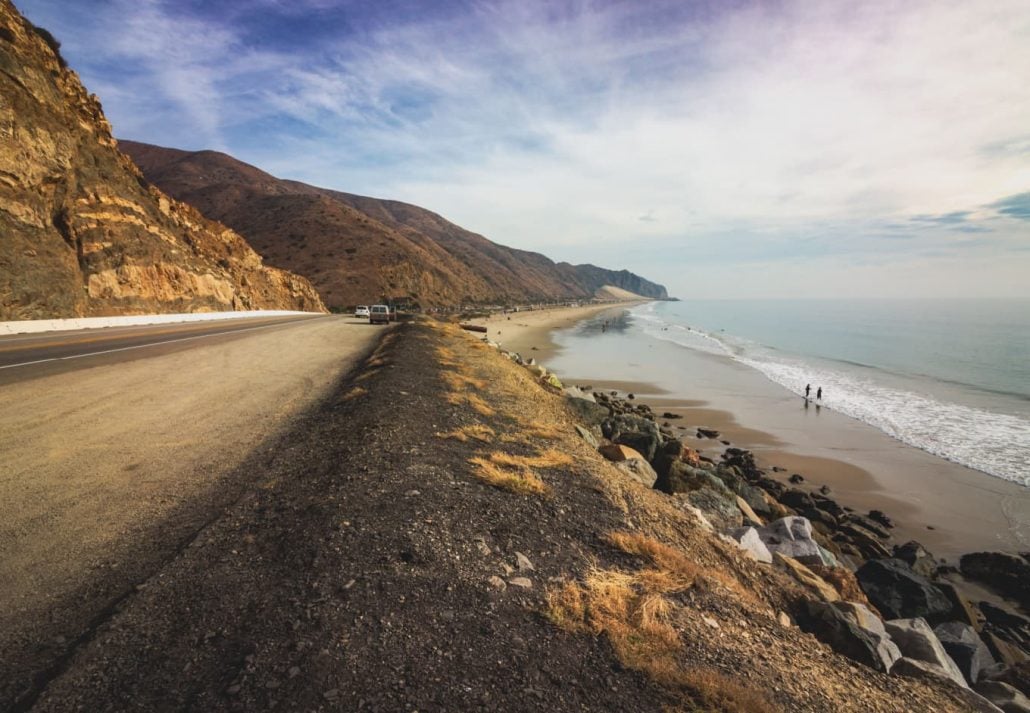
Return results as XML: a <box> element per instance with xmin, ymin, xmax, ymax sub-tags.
<box><xmin>340</xmin><ymin>386</ymin><xmax>367</xmax><ymax>402</ymax></box>
<box><xmin>367</xmin><ymin>356</ymin><xmax>390</xmax><ymax>368</ymax></box>
<box><xmin>468</xmin><ymin>455</ymin><xmax>548</xmax><ymax>496</ymax></box>
<box><xmin>437</xmin><ymin>424</ymin><xmax>496</xmax><ymax>443</ymax></box>
<box><xmin>445</xmin><ymin>391</ymin><xmax>496</xmax><ymax>416</ymax></box>
<box><xmin>547</xmin><ymin>532</ymin><xmax>778</xmax><ymax>713</ymax></box>
<box><xmin>500</xmin><ymin>423</ymin><xmax>564</xmax><ymax>444</ymax></box>
<box><xmin>441</xmin><ymin>370</ymin><xmax>487</xmax><ymax>390</ymax></box>
<box><xmin>355</xmin><ymin>369</ymin><xmax>379</xmax><ymax>382</ymax></box>
<box><xmin>489</xmin><ymin>448</ymin><xmax>573</xmax><ymax>470</ymax></box>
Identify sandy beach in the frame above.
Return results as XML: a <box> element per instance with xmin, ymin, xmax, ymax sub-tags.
<box><xmin>509</xmin><ymin>304</ymin><xmax>1030</xmax><ymax>561</ymax></box>
<box><xmin>470</xmin><ymin>302</ymin><xmax>644</xmax><ymax>362</ymax></box>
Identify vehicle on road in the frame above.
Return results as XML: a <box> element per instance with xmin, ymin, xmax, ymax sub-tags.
<box><xmin>369</xmin><ymin>304</ymin><xmax>390</xmax><ymax>324</ymax></box>
<box><xmin>354</xmin><ymin>305</ymin><xmax>370</xmax><ymax>318</ymax></box>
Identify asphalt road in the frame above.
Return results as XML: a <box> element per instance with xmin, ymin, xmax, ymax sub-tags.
<box><xmin>0</xmin><ymin>314</ymin><xmax>385</xmax><ymax>708</ymax></box>
<box><xmin>0</xmin><ymin>314</ymin><xmax>330</xmax><ymax>386</ymax></box>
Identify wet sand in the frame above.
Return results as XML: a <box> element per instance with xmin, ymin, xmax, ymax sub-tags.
<box><xmin>535</xmin><ymin>307</ymin><xmax>1030</xmax><ymax>560</ymax></box>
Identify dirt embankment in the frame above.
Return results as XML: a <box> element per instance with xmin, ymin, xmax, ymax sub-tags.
<box><xmin>15</xmin><ymin>320</ymin><xmax>972</xmax><ymax>712</ymax></box>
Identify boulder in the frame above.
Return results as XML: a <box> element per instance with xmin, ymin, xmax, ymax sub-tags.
<box><xmin>975</xmin><ymin>681</ymin><xmax>1030</xmax><ymax>713</ymax></box>
<box><xmin>962</xmin><ymin>553</ymin><xmax>1030</xmax><ymax>610</ymax></box>
<box><xmin>980</xmin><ymin>603</ymin><xmax>1030</xmax><ymax>653</ymax></box>
<box><xmin>986</xmin><ymin>660</ymin><xmax>1030</xmax><ymax>698</ymax></box>
<box><xmin>656</xmin><ymin>460</ymin><xmax>731</xmax><ymax>496</ymax></box>
<box><xmin>809</xmin><ymin>564</ymin><xmax>875</xmax><ymax>609</ymax></box>
<box><xmin>752</xmin><ymin>517</ymin><xmax>834</xmax><ymax>567</ymax></box>
<box><xmin>856</xmin><ymin>559</ymin><xmax>952</xmax><ymax>621</ymax></box>
<box><xmin>735</xmin><ymin>496</ymin><xmax>764</xmax><ymax>526</ymax></box>
<box><xmin>935</xmin><ymin>621</ymin><xmax>996</xmax><ymax>684</ymax></box>
<box><xmin>894</xmin><ymin>540</ymin><xmax>939</xmax><ymax>578</ymax></box>
<box><xmin>614</xmin><ymin>457</ymin><xmax>658</xmax><ymax>489</ymax></box>
<box><xmin>680</xmin><ymin>489</ymin><xmax>742</xmax><ymax>531</ymax></box>
<box><xmin>937</xmin><ymin>581</ymin><xmax>982</xmax><ymax>628</ymax></box>
<box><xmin>651</xmin><ymin>438</ymin><xmax>685</xmax><ymax>480</ymax></box>
<box><xmin>811</xmin><ymin>494</ymin><xmax>847</xmax><ymax>520</ymax></box>
<box><xmin>563</xmin><ymin>386</ymin><xmax>595</xmax><ymax>402</ymax></box>
<box><xmin>602</xmin><ymin>414</ymin><xmax>662</xmax><ymax>462</ymax></box>
<box><xmin>574</xmin><ymin>425</ymin><xmax>599</xmax><ymax>448</ymax></box>
<box><xmin>599</xmin><ymin>443</ymin><xmax>647</xmax><ymax>463</ymax></box>
<box><xmin>837</xmin><ymin>523</ymin><xmax>893</xmax><ymax>560</ymax></box>
<box><xmin>868</xmin><ymin>509</ymin><xmax>895</xmax><ymax>529</ymax></box>
<box><xmin>779</xmin><ymin>489</ymin><xmax>815</xmax><ymax>511</ymax></box>
<box><xmin>983</xmin><ymin>631</ymin><xmax>1030</xmax><ymax>668</ymax></box>
<box><xmin>795</xmin><ymin>599</ymin><xmax>901</xmax><ymax>672</ymax></box>
<box><xmin>886</xmin><ymin>617</ymin><xmax>968</xmax><ymax>688</ymax></box>
<box><xmin>801</xmin><ymin>507</ymin><xmax>838</xmax><ymax>531</ymax></box>
<box><xmin>774</xmin><ymin>553</ymin><xmax>840</xmax><ymax>602</ymax></box>
<box><xmin>728</xmin><ymin>526</ymin><xmax>772</xmax><ymax>563</ymax></box>
<box><xmin>565</xmin><ymin>395</ymin><xmax>610</xmax><ymax>426</ymax></box>
<box><xmin>846</xmin><ymin>514</ymin><xmax>891</xmax><ymax>540</ymax></box>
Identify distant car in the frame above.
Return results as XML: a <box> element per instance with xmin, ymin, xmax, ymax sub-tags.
<box><xmin>354</xmin><ymin>305</ymin><xmax>370</xmax><ymax>318</ymax></box>
<box><xmin>369</xmin><ymin>304</ymin><xmax>390</xmax><ymax>324</ymax></box>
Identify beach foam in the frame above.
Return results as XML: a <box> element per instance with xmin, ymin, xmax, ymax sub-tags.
<box><xmin>634</xmin><ymin>303</ymin><xmax>1030</xmax><ymax>487</ymax></box>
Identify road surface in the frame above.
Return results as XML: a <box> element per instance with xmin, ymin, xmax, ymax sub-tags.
<box><xmin>0</xmin><ymin>314</ymin><xmax>329</xmax><ymax>385</ymax></box>
<box><xmin>0</xmin><ymin>314</ymin><xmax>385</xmax><ymax>708</ymax></box>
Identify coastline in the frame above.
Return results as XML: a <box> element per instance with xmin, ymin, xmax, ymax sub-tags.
<box><xmin>511</xmin><ymin>304</ymin><xmax>1030</xmax><ymax>561</ymax></box>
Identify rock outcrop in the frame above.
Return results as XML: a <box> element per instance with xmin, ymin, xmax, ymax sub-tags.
<box><xmin>0</xmin><ymin>2</ymin><xmax>325</xmax><ymax>319</ymax></box>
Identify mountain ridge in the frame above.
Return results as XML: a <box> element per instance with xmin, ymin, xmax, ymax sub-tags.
<box><xmin>119</xmin><ymin>141</ymin><xmax>669</xmax><ymax>310</ymax></box>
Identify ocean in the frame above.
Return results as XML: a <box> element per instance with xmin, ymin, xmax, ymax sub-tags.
<box><xmin>589</xmin><ymin>299</ymin><xmax>1030</xmax><ymax>488</ymax></box>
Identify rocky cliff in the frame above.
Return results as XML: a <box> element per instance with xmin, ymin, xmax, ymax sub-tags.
<box><xmin>120</xmin><ymin>141</ymin><xmax>670</xmax><ymax>310</ymax></box>
<box><xmin>0</xmin><ymin>1</ymin><xmax>325</xmax><ymax>320</ymax></box>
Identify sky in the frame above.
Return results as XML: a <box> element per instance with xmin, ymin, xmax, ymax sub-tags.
<box><xmin>16</xmin><ymin>0</ymin><xmax>1030</xmax><ymax>298</ymax></box>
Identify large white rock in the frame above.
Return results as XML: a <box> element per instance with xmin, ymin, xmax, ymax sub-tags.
<box><xmin>751</xmin><ymin>516</ymin><xmax>834</xmax><ymax>567</ymax></box>
<box><xmin>728</xmin><ymin>526</ymin><xmax>773</xmax><ymax>564</ymax></box>
<box><xmin>886</xmin><ymin>617</ymin><xmax>968</xmax><ymax>689</ymax></box>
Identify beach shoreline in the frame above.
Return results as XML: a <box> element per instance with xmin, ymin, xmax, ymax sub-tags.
<box><xmin>506</xmin><ymin>304</ymin><xmax>1029</xmax><ymax>561</ymax></box>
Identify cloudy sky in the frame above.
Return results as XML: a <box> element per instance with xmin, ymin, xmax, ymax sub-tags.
<box><xmin>17</xmin><ymin>0</ymin><xmax>1030</xmax><ymax>298</ymax></box>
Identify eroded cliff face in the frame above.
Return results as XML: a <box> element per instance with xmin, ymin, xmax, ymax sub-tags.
<box><xmin>0</xmin><ymin>1</ymin><xmax>325</xmax><ymax>319</ymax></box>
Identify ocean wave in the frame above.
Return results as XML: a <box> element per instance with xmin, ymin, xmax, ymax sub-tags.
<box><xmin>632</xmin><ymin>306</ymin><xmax>1030</xmax><ymax>487</ymax></box>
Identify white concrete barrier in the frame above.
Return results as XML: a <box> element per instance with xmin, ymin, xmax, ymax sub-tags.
<box><xmin>0</xmin><ymin>310</ymin><xmax>322</xmax><ymax>336</ymax></box>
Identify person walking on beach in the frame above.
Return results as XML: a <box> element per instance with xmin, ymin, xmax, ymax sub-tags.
<box><xmin>816</xmin><ymin>387</ymin><xmax>823</xmax><ymax>400</ymax></box>
<box><xmin>805</xmin><ymin>384</ymin><xmax>811</xmax><ymax>398</ymax></box>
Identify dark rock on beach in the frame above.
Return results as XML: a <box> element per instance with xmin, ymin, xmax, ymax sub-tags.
<box><xmin>894</xmin><ymin>541</ymin><xmax>939</xmax><ymax>578</ymax></box>
<box><xmin>961</xmin><ymin>553</ymin><xmax>1030</xmax><ymax>610</ymax></box>
<box><xmin>856</xmin><ymin>559</ymin><xmax>952</xmax><ymax>622</ymax></box>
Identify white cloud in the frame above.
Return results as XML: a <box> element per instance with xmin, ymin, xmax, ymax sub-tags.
<box><xmin>16</xmin><ymin>0</ymin><xmax>1030</xmax><ymax>297</ymax></box>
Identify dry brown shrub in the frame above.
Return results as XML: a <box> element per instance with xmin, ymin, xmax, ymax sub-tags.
<box><xmin>443</xmin><ymin>391</ymin><xmax>495</xmax><ymax>416</ymax></box>
<box><xmin>606</xmin><ymin>532</ymin><xmax>701</xmax><ymax>586</ymax></box>
<box><xmin>489</xmin><ymin>448</ymin><xmax>573</xmax><ymax>470</ymax></box>
<box><xmin>547</xmin><ymin>533</ymin><xmax>777</xmax><ymax>712</ymax></box>
<box><xmin>441</xmin><ymin>370</ymin><xmax>487</xmax><ymax>390</ymax></box>
<box><xmin>340</xmin><ymin>386</ymin><xmax>367</xmax><ymax>402</ymax></box>
<box><xmin>436</xmin><ymin>424</ymin><xmax>495</xmax><ymax>443</ymax></box>
<box><xmin>468</xmin><ymin>456</ymin><xmax>548</xmax><ymax>495</ymax></box>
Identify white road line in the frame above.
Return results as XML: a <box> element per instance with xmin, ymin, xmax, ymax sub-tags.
<box><xmin>0</xmin><ymin>317</ymin><xmax>323</xmax><ymax>371</ymax></box>
<box><xmin>0</xmin><ymin>357</ymin><xmax>56</xmax><ymax>370</ymax></box>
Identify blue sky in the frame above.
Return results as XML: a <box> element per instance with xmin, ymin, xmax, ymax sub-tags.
<box><xmin>17</xmin><ymin>0</ymin><xmax>1030</xmax><ymax>298</ymax></box>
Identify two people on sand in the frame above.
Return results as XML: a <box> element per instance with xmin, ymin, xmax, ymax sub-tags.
<box><xmin>804</xmin><ymin>384</ymin><xmax>823</xmax><ymax>401</ymax></box>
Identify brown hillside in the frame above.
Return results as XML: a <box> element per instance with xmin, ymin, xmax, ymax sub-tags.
<box><xmin>120</xmin><ymin>141</ymin><xmax>670</xmax><ymax>310</ymax></box>
<box><xmin>0</xmin><ymin>2</ymin><xmax>325</xmax><ymax>320</ymax></box>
